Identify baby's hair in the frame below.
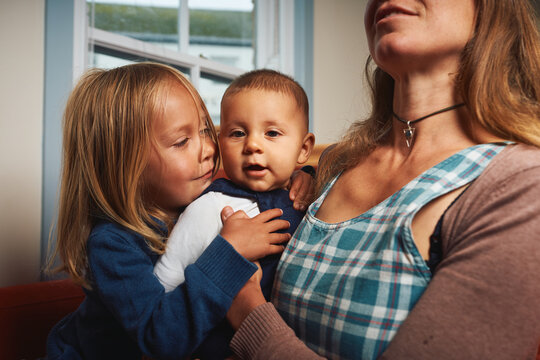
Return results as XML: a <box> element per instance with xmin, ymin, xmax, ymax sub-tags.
<box><xmin>48</xmin><ymin>62</ymin><xmax>218</xmax><ymax>288</ymax></box>
<box><xmin>222</xmin><ymin>69</ymin><xmax>309</xmax><ymax>126</ymax></box>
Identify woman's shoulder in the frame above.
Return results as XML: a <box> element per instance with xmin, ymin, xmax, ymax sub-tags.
<box><xmin>443</xmin><ymin>143</ymin><xmax>540</xmax><ymax>240</ymax></box>
<box><xmin>458</xmin><ymin>143</ymin><xmax>540</xmax><ymax>201</ymax></box>
<box><xmin>482</xmin><ymin>143</ymin><xmax>540</xmax><ymax>179</ymax></box>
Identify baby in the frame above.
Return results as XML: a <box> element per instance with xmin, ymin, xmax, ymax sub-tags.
<box><xmin>154</xmin><ymin>68</ymin><xmax>315</xmax><ymax>359</ymax></box>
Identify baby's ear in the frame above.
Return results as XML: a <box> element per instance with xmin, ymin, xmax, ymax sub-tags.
<box><xmin>297</xmin><ymin>133</ymin><xmax>315</xmax><ymax>164</ymax></box>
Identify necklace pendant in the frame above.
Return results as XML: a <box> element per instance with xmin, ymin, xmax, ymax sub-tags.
<box><xmin>403</xmin><ymin>121</ymin><xmax>415</xmax><ymax>148</ymax></box>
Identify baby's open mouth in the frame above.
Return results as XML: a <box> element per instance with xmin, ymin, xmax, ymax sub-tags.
<box><xmin>245</xmin><ymin>164</ymin><xmax>266</xmax><ymax>171</ymax></box>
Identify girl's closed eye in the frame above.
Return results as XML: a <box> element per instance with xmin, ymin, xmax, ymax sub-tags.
<box><xmin>173</xmin><ymin>137</ymin><xmax>189</xmax><ymax>148</ymax></box>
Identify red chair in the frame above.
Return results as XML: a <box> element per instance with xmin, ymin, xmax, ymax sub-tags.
<box><xmin>0</xmin><ymin>279</ymin><xmax>85</xmax><ymax>359</ymax></box>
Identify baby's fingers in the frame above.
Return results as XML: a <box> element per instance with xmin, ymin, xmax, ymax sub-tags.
<box><xmin>289</xmin><ymin>171</ymin><xmax>314</xmax><ymax>211</ymax></box>
<box><xmin>288</xmin><ymin>170</ymin><xmax>304</xmax><ymax>200</ymax></box>
<box><xmin>293</xmin><ymin>194</ymin><xmax>310</xmax><ymax>211</ymax></box>
<box><xmin>265</xmin><ymin>244</ymin><xmax>287</xmax><ymax>256</ymax></box>
<box><xmin>220</xmin><ymin>206</ymin><xmax>235</xmax><ymax>222</ymax></box>
<box><xmin>254</xmin><ymin>208</ymin><xmax>283</xmax><ymax>223</ymax></box>
<box><xmin>268</xmin><ymin>232</ymin><xmax>291</xmax><ymax>245</ymax></box>
<box><xmin>290</xmin><ymin>170</ymin><xmax>311</xmax><ymax>197</ymax></box>
<box><xmin>265</xmin><ymin>219</ymin><xmax>291</xmax><ymax>233</ymax></box>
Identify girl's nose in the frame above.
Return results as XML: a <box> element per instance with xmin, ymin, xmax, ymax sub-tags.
<box><xmin>200</xmin><ymin>133</ymin><xmax>215</xmax><ymax>161</ymax></box>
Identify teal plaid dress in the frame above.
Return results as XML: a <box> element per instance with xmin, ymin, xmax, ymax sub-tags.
<box><xmin>272</xmin><ymin>143</ymin><xmax>508</xmax><ymax>360</ymax></box>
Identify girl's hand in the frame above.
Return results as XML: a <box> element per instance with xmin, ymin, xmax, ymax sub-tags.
<box><xmin>226</xmin><ymin>261</ymin><xmax>266</xmax><ymax>330</ymax></box>
<box><xmin>289</xmin><ymin>168</ymin><xmax>315</xmax><ymax>211</ymax></box>
<box><xmin>220</xmin><ymin>206</ymin><xmax>290</xmax><ymax>261</ymax></box>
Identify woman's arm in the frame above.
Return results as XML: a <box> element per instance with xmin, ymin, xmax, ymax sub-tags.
<box><xmin>381</xmin><ymin>146</ymin><xmax>540</xmax><ymax>359</ymax></box>
<box><xmin>230</xmin><ymin>302</ymin><xmax>325</xmax><ymax>360</ymax></box>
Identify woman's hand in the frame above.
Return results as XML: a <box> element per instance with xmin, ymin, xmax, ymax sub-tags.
<box><xmin>289</xmin><ymin>168</ymin><xmax>315</xmax><ymax>211</ymax></box>
<box><xmin>226</xmin><ymin>261</ymin><xmax>266</xmax><ymax>330</ymax></box>
<box><xmin>220</xmin><ymin>206</ymin><xmax>290</xmax><ymax>261</ymax></box>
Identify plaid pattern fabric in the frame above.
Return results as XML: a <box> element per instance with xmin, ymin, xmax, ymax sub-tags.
<box><xmin>273</xmin><ymin>143</ymin><xmax>508</xmax><ymax>360</ymax></box>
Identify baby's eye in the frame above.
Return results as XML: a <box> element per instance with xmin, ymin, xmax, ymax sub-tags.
<box><xmin>266</xmin><ymin>130</ymin><xmax>280</xmax><ymax>138</ymax></box>
<box><xmin>230</xmin><ymin>130</ymin><xmax>246</xmax><ymax>138</ymax></box>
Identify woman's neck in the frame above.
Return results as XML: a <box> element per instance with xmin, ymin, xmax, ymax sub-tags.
<box><xmin>389</xmin><ymin>73</ymin><xmax>476</xmax><ymax>156</ymax></box>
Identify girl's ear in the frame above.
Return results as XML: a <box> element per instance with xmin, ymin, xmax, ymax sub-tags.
<box><xmin>296</xmin><ymin>133</ymin><xmax>315</xmax><ymax>165</ymax></box>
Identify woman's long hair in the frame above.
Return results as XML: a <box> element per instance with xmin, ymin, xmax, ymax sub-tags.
<box><xmin>47</xmin><ymin>62</ymin><xmax>219</xmax><ymax>288</ymax></box>
<box><xmin>316</xmin><ymin>0</ymin><xmax>540</xmax><ymax>195</ymax></box>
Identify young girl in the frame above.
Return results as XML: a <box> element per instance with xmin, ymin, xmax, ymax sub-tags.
<box><xmin>45</xmin><ymin>62</ymin><xmax>291</xmax><ymax>359</ymax></box>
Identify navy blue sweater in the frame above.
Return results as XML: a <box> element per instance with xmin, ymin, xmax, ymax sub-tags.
<box><xmin>46</xmin><ymin>220</ymin><xmax>256</xmax><ymax>360</ymax></box>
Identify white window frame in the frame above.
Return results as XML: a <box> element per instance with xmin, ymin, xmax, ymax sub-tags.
<box><xmin>88</xmin><ymin>27</ymin><xmax>245</xmax><ymax>86</ymax></box>
<box><xmin>255</xmin><ymin>0</ymin><xmax>295</xmax><ymax>76</ymax></box>
<box><xmin>77</xmin><ymin>0</ymin><xmax>296</xmax><ymax>87</ymax></box>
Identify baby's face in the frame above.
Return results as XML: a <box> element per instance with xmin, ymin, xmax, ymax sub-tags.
<box><xmin>219</xmin><ymin>89</ymin><xmax>312</xmax><ymax>192</ymax></box>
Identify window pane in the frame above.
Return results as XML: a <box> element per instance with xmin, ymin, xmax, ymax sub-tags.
<box><xmin>189</xmin><ymin>0</ymin><xmax>254</xmax><ymax>70</ymax></box>
<box><xmin>92</xmin><ymin>52</ymin><xmax>134</xmax><ymax>69</ymax></box>
<box><xmin>87</xmin><ymin>0</ymin><xmax>255</xmax><ymax>69</ymax></box>
<box><xmin>199</xmin><ymin>75</ymin><xmax>231</xmax><ymax>125</ymax></box>
<box><xmin>88</xmin><ymin>0</ymin><xmax>181</xmax><ymax>51</ymax></box>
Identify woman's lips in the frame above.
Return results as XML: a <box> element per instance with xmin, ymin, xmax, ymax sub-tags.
<box><xmin>375</xmin><ymin>5</ymin><xmax>416</xmax><ymax>24</ymax></box>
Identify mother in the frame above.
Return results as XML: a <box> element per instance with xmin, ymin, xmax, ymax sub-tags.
<box><xmin>226</xmin><ymin>0</ymin><xmax>540</xmax><ymax>359</ymax></box>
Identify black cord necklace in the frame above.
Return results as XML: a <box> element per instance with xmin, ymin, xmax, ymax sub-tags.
<box><xmin>392</xmin><ymin>103</ymin><xmax>465</xmax><ymax>148</ymax></box>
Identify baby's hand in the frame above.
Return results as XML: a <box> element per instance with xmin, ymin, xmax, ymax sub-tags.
<box><xmin>220</xmin><ymin>207</ymin><xmax>290</xmax><ymax>261</ymax></box>
<box><xmin>289</xmin><ymin>168</ymin><xmax>315</xmax><ymax>211</ymax></box>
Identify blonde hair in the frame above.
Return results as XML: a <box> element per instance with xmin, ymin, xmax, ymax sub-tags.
<box><xmin>317</xmin><ymin>0</ymin><xmax>540</xmax><ymax>195</ymax></box>
<box><xmin>222</xmin><ymin>69</ymin><xmax>309</xmax><ymax>127</ymax></box>
<box><xmin>48</xmin><ymin>62</ymin><xmax>219</xmax><ymax>288</ymax></box>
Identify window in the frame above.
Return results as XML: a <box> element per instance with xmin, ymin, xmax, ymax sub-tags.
<box><xmin>84</xmin><ymin>0</ymin><xmax>294</xmax><ymax>124</ymax></box>
<box><xmin>41</xmin><ymin>0</ymin><xmax>312</xmax><ymax>271</ymax></box>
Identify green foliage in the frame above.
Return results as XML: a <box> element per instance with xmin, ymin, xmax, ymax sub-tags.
<box><xmin>91</xmin><ymin>4</ymin><xmax>252</xmax><ymax>39</ymax></box>
<box><xmin>91</xmin><ymin>4</ymin><xmax>176</xmax><ymax>34</ymax></box>
<box><xmin>190</xmin><ymin>9</ymin><xmax>252</xmax><ymax>40</ymax></box>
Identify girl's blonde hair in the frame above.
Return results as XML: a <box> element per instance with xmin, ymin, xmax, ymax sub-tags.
<box><xmin>48</xmin><ymin>62</ymin><xmax>219</xmax><ymax>288</ymax></box>
<box><xmin>317</xmin><ymin>0</ymin><xmax>540</xmax><ymax>195</ymax></box>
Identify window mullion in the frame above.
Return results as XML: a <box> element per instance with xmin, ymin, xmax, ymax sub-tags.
<box><xmin>178</xmin><ymin>0</ymin><xmax>189</xmax><ymax>53</ymax></box>
<box><xmin>279</xmin><ymin>0</ymin><xmax>295</xmax><ymax>76</ymax></box>
<box><xmin>255</xmin><ymin>0</ymin><xmax>279</xmax><ymax>69</ymax></box>
<box><xmin>190</xmin><ymin>65</ymin><xmax>200</xmax><ymax>89</ymax></box>
<box><xmin>73</xmin><ymin>0</ymin><xmax>88</xmax><ymax>83</ymax></box>
<box><xmin>255</xmin><ymin>0</ymin><xmax>295</xmax><ymax>76</ymax></box>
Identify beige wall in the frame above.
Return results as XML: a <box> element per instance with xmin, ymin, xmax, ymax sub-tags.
<box><xmin>0</xmin><ymin>1</ymin><xmax>45</xmax><ymax>286</ymax></box>
<box><xmin>313</xmin><ymin>0</ymin><xmax>371</xmax><ymax>145</ymax></box>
